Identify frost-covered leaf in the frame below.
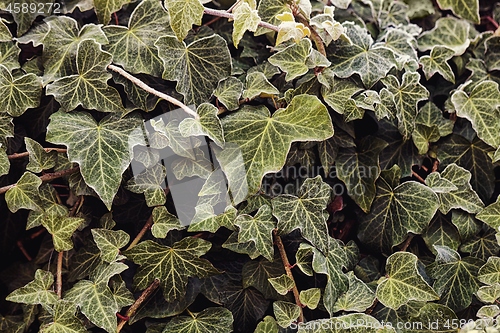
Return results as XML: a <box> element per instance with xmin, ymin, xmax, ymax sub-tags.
<box><xmin>327</xmin><ymin>22</ymin><xmax>397</xmax><ymax>87</ymax></box>
<box><xmin>162</xmin><ymin>307</ymin><xmax>233</xmax><ymax>333</ymax></box>
<box><xmin>358</xmin><ymin>165</ymin><xmax>439</xmax><ymax>254</ymax></box>
<box><xmin>218</xmin><ymin>95</ymin><xmax>333</xmax><ymax>204</ymax></box>
<box><xmin>125</xmin><ymin>238</ymin><xmax>218</xmax><ymax>301</ymax></box>
<box><xmin>6</xmin><ymin>270</ymin><xmax>57</xmax><ymax>307</ymax></box>
<box><xmin>103</xmin><ymin>0</ymin><xmax>171</xmax><ymax>76</ymax></box>
<box><xmin>179</xmin><ymin>103</ymin><xmax>224</xmax><ymax>147</ymax></box>
<box><xmin>232</xmin><ymin>1</ymin><xmax>260</xmax><ymax>48</ymax></box>
<box><xmin>418</xmin><ymin>17</ymin><xmax>470</xmax><ymax>55</ymax></box>
<box><xmin>0</xmin><ymin>64</ymin><xmax>41</xmax><ymax>117</ymax></box>
<box><xmin>268</xmin><ymin>38</ymin><xmax>311</xmax><ymax>81</ymax></box>
<box><xmin>299</xmin><ymin>288</ymin><xmax>321</xmax><ymax>310</ymax></box>
<box><xmin>477</xmin><ymin>284</ymin><xmax>500</xmax><ymax>304</ymax></box>
<box><xmin>234</xmin><ymin>205</ymin><xmax>276</xmax><ymax>262</ymax></box>
<box><xmin>156</xmin><ymin>35</ymin><xmax>231</xmax><ymax>105</ymax></box>
<box><xmin>420</xmin><ymin>46</ymin><xmax>455</xmax><ymax>83</ymax></box>
<box><xmin>151</xmin><ymin>206</ymin><xmax>184</xmax><ymax>239</ymax></box>
<box><xmin>267</xmin><ymin>274</ymin><xmax>294</xmax><ymax>296</ymax></box>
<box><xmin>91</xmin><ymin>229</ymin><xmax>129</xmax><ymax>263</ymax></box>
<box><xmin>333</xmin><ymin>271</ymin><xmax>375</xmax><ymax>312</ymax></box>
<box><xmin>40</xmin><ymin>300</ymin><xmax>86</xmax><ymax>333</ymax></box>
<box><xmin>5</xmin><ymin>172</ymin><xmax>42</xmax><ymax>213</ymax></box>
<box><xmin>126</xmin><ymin>164</ymin><xmax>167</xmax><ymax>207</ymax></box>
<box><xmin>24</xmin><ymin>138</ymin><xmax>57</xmax><ymax>173</ymax></box>
<box><xmin>273</xmin><ymin>301</ymin><xmax>300</xmax><ymax>328</ymax></box>
<box><xmin>436</xmin><ymin>0</ymin><xmax>479</xmax><ymax>23</ymax></box>
<box><xmin>242</xmin><ymin>72</ymin><xmax>279</xmax><ymax>100</ymax></box>
<box><xmin>93</xmin><ymin>0</ymin><xmax>130</xmax><ymax>24</ymax></box>
<box><xmin>213</xmin><ymin>77</ymin><xmax>243</xmax><ymax>111</ymax></box>
<box><xmin>164</xmin><ymin>0</ymin><xmax>204</xmax><ymax>41</ymax></box>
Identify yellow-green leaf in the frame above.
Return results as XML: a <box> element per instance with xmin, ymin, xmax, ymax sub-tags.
<box><xmin>418</xmin><ymin>17</ymin><xmax>470</xmax><ymax>56</ymax></box>
<box><xmin>179</xmin><ymin>103</ymin><xmax>224</xmax><ymax>148</ymax></box>
<box><xmin>93</xmin><ymin>0</ymin><xmax>131</xmax><ymax>24</ymax></box>
<box><xmin>273</xmin><ymin>301</ymin><xmax>300</xmax><ymax>328</ymax></box>
<box><xmin>5</xmin><ymin>172</ymin><xmax>43</xmax><ymax>213</ymax></box>
<box><xmin>232</xmin><ymin>1</ymin><xmax>260</xmax><ymax>48</ymax></box>
<box><xmin>6</xmin><ymin>270</ymin><xmax>58</xmax><ymax>307</ymax></box>
<box><xmin>436</xmin><ymin>0</ymin><xmax>479</xmax><ymax>23</ymax></box>
<box><xmin>163</xmin><ymin>307</ymin><xmax>233</xmax><ymax>333</ymax></box>
<box><xmin>420</xmin><ymin>46</ymin><xmax>455</xmax><ymax>83</ymax></box>
<box><xmin>0</xmin><ymin>64</ymin><xmax>41</xmax><ymax>117</ymax></box>
<box><xmin>268</xmin><ymin>38</ymin><xmax>311</xmax><ymax>81</ymax></box>
<box><xmin>91</xmin><ymin>228</ymin><xmax>130</xmax><ymax>263</ymax></box>
<box><xmin>164</xmin><ymin>0</ymin><xmax>204</xmax><ymax>42</ymax></box>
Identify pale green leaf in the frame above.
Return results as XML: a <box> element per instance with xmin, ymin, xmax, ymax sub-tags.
<box><xmin>477</xmin><ymin>196</ymin><xmax>500</xmax><ymax>229</ymax></box>
<box><xmin>91</xmin><ymin>229</ymin><xmax>130</xmax><ymax>263</ymax></box>
<box><xmin>46</xmin><ymin>39</ymin><xmax>125</xmax><ymax>113</ymax></box>
<box><xmin>478</xmin><ymin>257</ymin><xmax>500</xmax><ymax>285</ymax></box>
<box><xmin>179</xmin><ymin>103</ymin><xmax>224</xmax><ymax>147</ymax></box>
<box><xmin>242</xmin><ymin>72</ymin><xmax>279</xmax><ymax>100</ymax></box>
<box><xmin>477</xmin><ymin>305</ymin><xmax>500</xmax><ymax>318</ymax></box>
<box><xmin>0</xmin><ymin>64</ymin><xmax>41</xmax><ymax>117</ymax></box>
<box><xmin>234</xmin><ymin>205</ymin><xmax>276</xmax><ymax>261</ymax></box>
<box><xmin>213</xmin><ymin>77</ymin><xmax>243</xmax><ymax>111</ymax></box>
<box><xmin>0</xmin><ymin>147</ymin><xmax>9</xmax><ymax>177</ymax></box>
<box><xmin>93</xmin><ymin>0</ymin><xmax>130</xmax><ymax>24</ymax></box>
<box><xmin>6</xmin><ymin>270</ymin><xmax>57</xmax><ymax>307</ymax></box>
<box><xmin>233</xmin><ymin>2</ymin><xmax>260</xmax><ymax>48</ymax></box>
<box><xmin>267</xmin><ymin>274</ymin><xmax>294</xmax><ymax>295</ymax></box>
<box><xmin>126</xmin><ymin>164</ymin><xmax>167</xmax><ymax>207</ymax></box>
<box><xmin>418</xmin><ymin>17</ymin><xmax>470</xmax><ymax>56</ymax></box>
<box><xmin>162</xmin><ymin>307</ymin><xmax>233</xmax><ymax>333</ymax></box>
<box><xmin>320</xmin><ymin>76</ymin><xmax>363</xmax><ymax>114</ymax></box>
<box><xmin>477</xmin><ymin>284</ymin><xmax>500</xmax><ymax>303</ymax></box>
<box><xmin>46</xmin><ymin>111</ymin><xmax>143</xmax><ymax>209</ymax></box>
<box><xmin>299</xmin><ymin>288</ymin><xmax>320</xmax><ymax>310</ymax></box>
<box><xmin>5</xmin><ymin>172</ymin><xmax>42</xmax><ymax>213</ymax></box>
<box><xmin>273</xmin><ymin>301</ymin><xmax>300</xmax><ymax>328</ymax></box>
<box><xmin>156</xmin><ymin>34</ymin><xmax>231</xmax><ymax>105</ymax></box>
<box><xmin>451</xmin><ymin>210</ymin><xmax>482</xmax><ymax>242</ymax></box>
<box><xmin>436</xmin><ymin>0</ymin><xmax>479</xmax><ymax>23</ymax></box>
<box><xmin>150</xmin><ymin>118</ymin><xmax>199</xmax><ymax>159</ymax></box>
<box><xmin>218</xmin><ymin>95</ymin><xmax>333</xmax><ymax>204</ymax></box>
<box><xmin>103</xmin><ymin>0</ymin><xmax>172</xmax><ymax>76</ymax></box>
<box><xmin>188</xmin><ymin>204</ymin><xmax>236</xmax><ymax>233</ymax></box>
<box><xmin>412</xmin><ymin>124</ymin><xmax>441</xmax><ymax>155</ymax></box>
<box><xmin>420</xmin><ymin>46</ymin><xmax>455</xmax><ymax>83</ymax></box>
<box><xmin>151</xmin><ymin>206</ymin><xmax>184</xmax><ymax>239</ymax></box>
<box><xmin>42</xmin><ymin>213</ymin><xmax>84</xmax><ymax>252</ymax></box>
<box><xmin>164</xmin><ymin>0</ymin><xmax>204</xmax><ymax>41</ymax></box>
<box><xmin>24</xmin><ymin>137</ymin><xmax>57</xmax><ymax>173</ymax></box>
<box><xmin>40</xmin><ymin>300</ymin><xmax>86</xmax><ymax>333</ymax></box>
<box><xmin>268</xmin><ymin>38</ymin><xmax>311</xmax><ymax>81</ymax></box>
<box><xmin>0</xmin><ymin>41</ymin><xmax>20</xmax><ymax>71</ymax></box>
<box><xmin>125</xmin><ymin>238</ymin><xmax>218</xmax><ymax>302</ymax></box>
<box><xmin>333</xmin><ymin>271</ymin><xmax>375</xmax><ymax>312</ymax></box>
<box><xmin>254</xmin><ymin>316</ymin><xmax>278</xmax><ymax>333</ymax></box>
<box><xmin>172</xmin><ymin>148</ymin><xmax>213</xmax><ymax>181</ymax></box>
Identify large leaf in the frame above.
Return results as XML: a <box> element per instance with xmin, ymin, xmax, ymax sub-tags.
<box><xmin>125</xmin><ymin>238</ymin><xmax>218</xmax><ymax>302</ymax></box>
<box><xmin>164</xmin><ymin>0</ymin><xmax>204</xmax><ymax>42</ymax></box>
<box><xmin>155</xmin><ymin>34</ymin><xmax>231</xmax><ymax>106</ymax></box>
<box><xmin>46</xmin><ymin>39</ymin><xmax>126</xmax><ymax>113</ymax></box>
<box><xmin>217</xmin><ymin>95</ymin><xmax>333</xmax><ymax>204</ymax></box>
<box><xmin>6</xmin><ymin>270</ymin><xmax>58</xmax><ymax>308</ymax></box>
<box><xmin>46</xmin><ymin>111</ymin><xmax>144</xmax><ymax>209</ymax></box>
<box><xmin>268</xmin><ymin>38</ymin><xmax>312</xmax><ymax>81</ymax></box>
<box><xmin>163</xmin><ymin>307</ymin><xmax>233</xmax><ymax>333</ymax></box>
<box><xmin>376</xmin><ymin>252</ymin><xmax>438</xmax><ymax>310</ymax></box>
<box><xmin>418</xmin><ymin>17</ymin><xmax>470</xmax><ymax>56</ymax></box>
<box><xmin>358</xmin><ymin>165</ymin><xmax>439</xmax><ymax>254</ymax></box>
<box><xmin>103</xmin><ymin>0</ymin><xmax>171</xmax><ymax>77</ymax></box>
<box><xmin>0</xmin><ymin>64</ymin><xmax>42</xmax><ymax>117</ymax></box>
<box><xmin>436</xmin><ymin>0</ymin><xmax>479</xmax><ymax>23</ymax></box>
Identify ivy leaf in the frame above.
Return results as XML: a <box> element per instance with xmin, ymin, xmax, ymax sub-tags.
<box><xmin>162</xmin><ymin>307</ymin><xmax>233</xmax><ymax>333</ymax></box>
<box><xmin>242</xmin><ymin>257</ymin><xmax>286</xmax><ymax>299</ymax></box>
<box><xmin>103</xmin><ymin>0</ymin><xmax>171</xmax><ymax>77</ymax></box>
<box><xmin>151</xmin><ymin>206</ymin><xmax>184</xmax><ymax>239</ymax></box>
<box><xmin>320</xmin><ymin>76</ymin><xmax>363</xmax><ymax>115</ymax></box>
<box><xmin>164</xmin><ymin>0</ymin><xmax>204</xmax><ymax>42</ymax></box>
<box><xmin>255</xmin><ymin>0</ymin><xmax>291</xmax><ymax>36</ymax></box>
<box><xmin>232</xmin><ymin>1</ymin><xmax>260</xmax><ymax>48</ymax></box>
<box><xmin>422</xmin><ymin>212</ymin><xmax>461</xmax><ymax>254</ymax></box>
<box><xmin>272</xmin><ymin>176</ymin><xmax>331</xmax><ymax>254</ymax></box>
<box><xmin>254</xmin><ymin>316</ymin><xmax>279</xmax><ymax>333</ymax></box>
<box><xmin>179</xmin><ymin>103</ymin><xmax>224</xmax><ymax>148</ymax></box>
<box><xmin>327</xmin><ymin>22</ymin><xmax>397</xmax><ymax>87</ymax></box>
<box><xmin>6</xmin><ymin>270</ymin><xmax>57</xmax><ymax>308</ymax></box>
<box><xmin>273</xmin><ymin>301</ymin><xmax>300</xmax><ymax>328</ymax></box>
<box><xmin>93</xmin><ymin>0</ymin><xmax>130</xmax><ymax>24</ymax></box>
<box><xmin>42</xmin><ymin>213</ymin><xmax>85</xmax><ymax>252</ymax></box>
<box><xmin>0</xmin><ymin>147</ymin><xmax>9</xmax><ymax>177</ymax></box>
<box><xmin>376</xmin><ymin>252</ymin><xmax>438</xmax><ymax>310</ymax></box>
<box><xmin>218</xmin><ymin>95</ymin><xmax>333</xmax><ymax>204</ymax></box>
<box><xmin>91</xmin><ymin>229</ymin><xmax>130</xmax><ymax>263</ymax></box>
<box><xmin>0</xmin><ymin>41</ymin><xmax>21</xmax><ymax>71</ymax></box>
<box><xmin>460</xmin><ymin>228</ymin><xmax>500</xmax><ymax>260</ymax></box>
<box><xmin>125</xmin><ymin>164</ymin><xmax>167</xmax><ymax>207</ymax></box>
<box><xmin>298</xmin><ymin>313</ymin><xmax>396</xmax><ymax>333</ymax></box>
<box><xmin>220</xmin><ymin>283</ymin><xmax>269</xmax><ymax>330</ymax></box>
<box><xmin>0</xmin><ymin>64</ymin><xmax>42</xmax><ymax>117</ymax></box>
<box><xmin>242</xmin><ymin>72</ymin><xmax>279</xmax><ymax>100</ymax></box>
<box><xmin>478</xmin><ymin>257</ymin><xmax>500</xmax><ymax>285</ymax></box>
<box><xmin>336</xmin><ymin>136</ymin><xmax>387</xmax><ymax>213</ymax></box>
<box><xmin>267</xmin><ymin>274</ymin><xmax>294</xmax><ymax>295</ymax></box>
<box><xmin>150</xmin><ymin>118</ymin><xmax>199</xmax><ymax>159</ymax></box>
<box><xmin>477</xmin><ymin>284</ymin><xmax>500</xmax><ymax>303</ymax></box>
<box><xmin>5</xmin><ymin>172</ymin><xmax>42</xmax><ymax>213</ymax></box>
<box><xmin>40</xmin><ymin>300</ymin><xmax>86</xmax><ymax>333</ymax></box>
<box><xmin>358</xmin><ymin>165</ymin><xmax>439</xmax><ymax>254</ymax></box>
<box><xmin>418</xmin><ymin>17</ymin><xmax>470</xmax><ymax>56</ymax></box>
<box><xmin>451</xmin><ymin>210</ymin><xmax>482</xmax><ymax>242</ymax></box>
<box><xmin>451</xmin><ymin>80</ymin><xmax>500</xmax><ymax>149</ymax></box>
<box><xmin>420</xmin><ymin>46</ymin><xmax>455</xmax><ymax>83</ymax></box>
<box><xmin>333</xmin><ymin>271</ymin><xmax>375</xmax><ymax>312</ymax></box>
<box><xmin>428</xmin><ymin>245</ymin><xmax>484</xmax><ymax>311</ymax></box>
<box><xmin>436</xmin><ymin>0</ymin><xmax>479</xmax><ymax>24</ymax></box>
<box><xmin>46</xmin><ymin>110</ymin><xmax>144</xmax><ymax>209</ymax></box>
<box><xmin>188</xmin><ymin>204</ymin><xmax>236</xmax><ymax>233</ymax></box>
<box><xmin>213</xmin><ymin>77</ymin><xmax>243</xmax><ymax>111</ymax></box>
<box><xmin>125</xmin><ymin>238</ymin><xmax>219</xmax><ymax>302</ymax></box>
<box><xmin>24</xmin><ymin>138</ymin><xmax>57</xmax><ymax>173</ymax></box>
<box><xmin>46</xmin><ymin>39</ymin><xmax>125</xmax><ymax>113</ymax></box>
<box><xmin>381</xmin><ymin>72</ymin><xmax>429</xmax><ymax>139</ymax></box>
<box><xmin>268</xmin><ymin>38</ymin><xmax>311</xmax><ymax>81</ymax></box>
<box><xmin>234</xmin><ymin>205</ymin><xmax>276</xmax><ymax>262</ymax></box>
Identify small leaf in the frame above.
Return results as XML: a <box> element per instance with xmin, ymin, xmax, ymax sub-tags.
<box><xmin>163</xmin><ymin>307</ymin><xmax>233</xmax><ymax>333</ymax></box>
<box><xmin>254</xmin><ymin>316</ymin><xmax>279</xmax><ymax>333</ymax></box>
<box><xmin>179</xmin><ymin>103</ymin><xmax>225</xmax><ymax>148</ymax></box>
<box><xmin>420</xmin><ymin>46</ymin><xmax>455</xmax><ymax>83</ymax></box>
<box><xmin>24</xmin><ymin>138</ymin><xmax>57</xmax><ymax>173</ymax></box>
<box><xmin>164</xmin><ymin>0</ymin><xmax>204</xmax><ymax>42</ymax></box>
<box><xmin>126</xmin><ymin>164</ymin><xmax>167</xmax><ymax>207</ymax></box>
<box><xmin>0</xmin><ymin>64</ymin><xmax>42</xmax><ymax>117</ymax></box>
<box><xmin>273</xmin><ymin>301</ymin><xmax>300</xmax><ymax>328</ymax></box>
<box><xmin>418</xmin><ymin>17</ymin><xmax>470</xmax><ymax>55</ymax></box>
<box><xmin>40</xmin><ymin>300</ymin><xmax>86</xmax><ymax>333</ymax></box>
<box><xmin>188</xmin><ymin>204</ymin><xmax>236</xmax><ymax>233</ymax></box>
<box><xmin>91</xmin><ymin>229</ymin><xmax>130</xmax><ymax>263</ymax></box>
<box><xmin>232</xmin><ymin>1</ymin><xmax>260</xmax><ymax>48</ymax></box>
<box><xmin>477</xmin><ymin>284</ymin><xmax>500</xmax><ymax>303</ymax></box>
<box><xmin>213</xmin><ymin>77</ymin><xmax>243</xmax><ymax>111</ymax></box>
<box><xmin>242</xmin><ymin>257</ymin><xmax>286</xmax><ymax>299</ymax></box>
<box><xmin>436</xmin><ymin>0</ymin><xmax>479</xmax><ymax>23</ymax></box>
<box><xmin>268</xmin><ymin>38</ymin><xmax>311</xmax><ymax>81</ymax></box>
<box><xmin>42</xmin><ymin>213</ymin><xmax>84</xmax><ymax>252</ymax></box>
<box><xmin>151</xmin><ymin>206</ymin><xmax>184</xmax><ymax>239</ymax></box>
<box><xmin>6</xmin><ymin>270</ymin><xmax>57</xmax><ymax>307</ymax></box>
<box><xmin>299</xmin><ymin>288</ymin><xmax>321</xmax><ymax>310</ymax></box>
<box><xmin>333</xmin><ymin>271</ymin><xmax>375</xmax><ymax>312</ymax></box>
<box><xmin>267</xmin><ymin>274</ymin><xmax>294</xmax><ymax>296</ymax></box>
<box><xmin>242</xmin><ymin>72</ymin><xmax>279</xmax><ymax>100</ymax></box>
<box><xmin>478</xmin><ymin>257</ymin><xmax>500</xmax><ymax>285</ymax></box>
<box><xmin>320</xmin><ymin>76</ymin><xmax>363</xmax><ymax>115</ymax></box>
<box><xmin>5</xmin><ymin>172</ymin><xmax>43</xmax><ymax>213</ymax></box>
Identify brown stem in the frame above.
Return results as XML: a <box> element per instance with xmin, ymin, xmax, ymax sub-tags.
<box><xmin>295</xmin><ymin>13</ymin><xmax>327</xmax><ymax>58</ymax></box>
<box><xmin>56</xmin><ymin>251</ymin><xmax>63</xmax><ymax>298</ymax></box>
<box><xmin>273</xmin><ymin>230</ymin><xmax>304</xmax><ymax>323</ymax></box>
<box><xmin>203</xmin><ymin>7</ymin><xmax>279</xmax><ymax>32</ymax></box>
<box><xmin>411</xmin><ymin>170</ymin><xmax>426</xmax><ymax>184</ymax></box>
<box><xmin>8</xmin><ymin>148</ymin><xmax>67</xmax><ymax>160</ymax></box>
<box><xmin>126</xmin><ymin>214</ymin><xmax>154</xmax><ymax>250</ymax></box>
<box><xmin>400</xmin><ymin>233</ymin><xmax>415</xmax><ymax>252</ymax></box>
<box><xmin>0</xmin><ymin>166</ymin><xmax>80</xmax><ymax>195</ymax></box>
<box><xmin>203</xmin><ymin>0</ymin><xmax>239</xmax><ymax>27</ymax></box>
<box><xmin>116</xmin><ymin>279</ymin><xmax>160</xmax><ymax>333</ymax></box>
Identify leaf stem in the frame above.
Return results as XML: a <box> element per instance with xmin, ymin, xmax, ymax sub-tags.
<box><xmin>56</xmin><ymin>251</ymin><xmax>63</xmax><ymax>298</ymax></box>
<box><xmin>273</xmin><ymin>230</ymin><xmax>304</xmax><ymax>323</ymax></box>
<box><xmin>107</xmin><ymin>64</ymin><xmax>199</xmax><ymax>119</ymax></box>
<box><xmin>8</xmin><ymin>148</ymin><xmax>67</xmax><ymax>160</ymax></box>
<box><xmin>116</xmin><ymin>279</ymin><xmax>160</xmax><ymax>333</ymax></box>
<box><xmin>126</xmin><ymin>214</ymin><xmax>154</xmax><ymax>250</ymax></box>
<box><xmin>203</xmin><ymin>7</ymin><xmax>279</xmax><ymax>32</ymax></box>
<box><xmin>295</xmin><ymin>13</ymin><xmax>327</xmax><ymax>58</ymax></box>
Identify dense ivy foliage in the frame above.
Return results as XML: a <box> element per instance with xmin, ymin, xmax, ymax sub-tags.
<box><xmin>1</xmin><ymin>0</ymin><xmax>500</xmax><ymax>332</ymax></box>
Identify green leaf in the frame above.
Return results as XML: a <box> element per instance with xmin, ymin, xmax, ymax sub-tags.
<box><xmin>0</xmin><ymin>147</ymin><xmax>8</xmax><ymax>177</ymax></box>
<box><xmin>91</xmin><ymin>228</ymin><xmax>129</xmax><ymax>263</ymax></box>
<box><xmin>327</xmin><ymin>22</ymin><xmax>397</xmax><ymax>87</ymax></box>
<box><xmin>451</xmin><ymin>80</ymin><xmax>500</xmax><ymax>149</ymax></box>
<box><xmin>188</xmin><ymin>204</ymin><xmax>236</xmax><ymax>233</ymax></box>
<box><xmin>422</xmin><ymin>212</ymin><xmax>460</xmax><ymax>254</ymax></box>
<box><xmin>418</xmin><ymin>17</ymin><xmax>470</xmax><ymax>56</ymax></box>
<box><xmin>460</xmin><ymin>228</ymin><xmax>500</xmax><ymax>261</ymax></box>
<box><xmin>150</xmin><ymin>118</ymin><xmax>199</xmax><ymax>159</ymax></box>
<box><xmin>429</xmin><ymin>245</ymin><xmax>484</xmax><ymax>311</ymax></box>
<box><xmin>0</xmin><ymin>0</ymin><xmax>55</xmax><ymax>35</ymax></box>
<box><xmin>358</xmin><ymin>165</ymin><xmax>439</xmax><ymax>254</ymax></box>
<box><xmin>273</xmin><ymin>176</ymin><xmax>331</xmax><ymax>254</ymax></box>
<box><xmin>46</xmin><ymin>111</ymin><xmax>144</xmax><ymax>209</ymax></box>
<box><xmin>254</xmin><ymin>316</ymin><xmax>279</xmax><ymax>333</ymax></box>
<box><xmin>213</xmin><ymin>77</ymin><xmax>243</xmax><ymax>111</ymax></box>
<box><xmin>477</xmin><ymin>283</ymin><xmax>500</xmax><ymax>303</ymax></box>
<box><xmin>255</xmin><ymin>0</ymin><xmax>291</xmax><ymax>36</ymax></box>
<box><xmin>234</xmin><ymin>205</ymin><xmax>276</xmax><ymax>262</ymax></box>
<box><xmin>179</xmin><ymin>103</ymin><xmax>224</xmax><ymax>147</ymax></box>
<box><xmin>268</xmin><ymin>38</ymin><xmax>311</xmax><ymax>81</ymax></box>
<box><xmin>0</xmin><ymin>64</ymin><xmax>42</xmax><ymax>117</ymax></box>
<box><xmin>126</xmin><ymin>164</ymin><xmax>167</xmax><ymax>207</ymax></box>
<box><xmin>40</xmin><ymin>300</ymin><xmax>86</xmax><ymax>333</ymax></box>
<box><xmin>451</xmin><ymin>210</ymin><xmax>482</xmax><ymax>242</ymax></box>
<box><xmin>125</xmin><ymin>238</ymin><xmax>218</xmax><ymax>301</ymax></box>
<box><xmin>242</xmin><ymin>257</ymin><xmax>286</xmax><ymax>299</ymax></box>
<box><xmin>163</xmin><ymin>307</ymin><xmax>233</xmax><ymax>333</ymax></box>
<box><xmin>376</xmin><ymin>252</ymin><xmax>438</xmax><ymax>310</ymax></box>
<box><xmin>336</xmin><ymin>136</ymin><xmax>387</xmax><ymax>213</ymax></box>
<box><xmin>24</xmin><ymin>137</ymin><xmax>57</xmax><ymax>173</ymax></box>
<box><xmin>267</xmin><ymin>274</ymin><xmax>294</xmax><ymax>295</ymax></box>
<box><xmin>273</xmin><ymin>301</ymin><xmax>300</xmax><ymax>328</ymax></box>
<box><xmin>381</xmin><ymin>72</ymin><xmax>429</xmax><ymax>139</ymax></box>
<box><xmin>220</xmin><ymin>283</ymin><xmax>269</xmax><ymax>330</ymax></box>
<box><xmin>436</xmin><ymin>0</ymin><xmax>479</xmax><ymax>23</ymax></box>
<box><xmin>42</xmin><ymin>213</ymin><xmax>84</xmax><ymax>252</ymax></box>
<box><xmin>242</xmin><ymin>72</ymin><xmax>279</xmax><ymax>100</ymax></box>
<box><xmin>5</xmin><ymin>172</ymin><xmax>42</xmax><ymax>213</ymax></box>
<box><xmin>151</xmin><ymin>206</ymin><xmax>184</xmax><ymax>239</ymax></box>
<box><xmin>93</xmin><ymin>0</ymin><xmax>130</xmax><ymax>24</ymax></box>
<box><xmin>420</xmin><ymin>46</ymin><xmax>455</xmax><ymax>83</ymax></box>
<box><xmin>299</xmin><ymin>288</ymin><xmax>320</xmax><ymax>310</ymax></box>
<box><xmin>164</xmin><ymin>0</ymin><xmax>204</xmax><ymax>41</ymax></box>
<box><xmin>485</xmin><ymin>36</ymin><xmax>500</xmax><ymax>72</ymax></box>
<box><xmin>6</xmin><ymin>270</ymin><xmax>57</xmax><ymax>307</ymax></box>
<box><xmin>333</xmin><ymin>271</ymin><xmax>375</xmax><ymax>312</ymax></box>
<box><xmin>298</xmin><ymin>313</ymin><xmax>396</xmax><ymax>333</ymax></box>
<box><xmin>478</xmin><ymin>257</ymin><xmax>500</xmax><ymax>285</ymax></box>
<box><xmin>103</xmin><ymin>0</ymin><xmax>171</xmax><ymax>76</ymax></box>
<box><xmin>232</xmin><ymin>1</ymin><xmax>260</xmax><ymax>48</ymax></box>
<box><xmin>218</xmin><ymin>95</ymin><xmax>333</xmax><ymax>204</ymax></box>
<box><xmin>46</xmin><ymin>39</ymin><xmax>125</xmax><ymax>113</ymax></box>
<box><xmin>0</xmin><ymin>41</ymin><xmax>20</xmax><ymax>71</ymax></box>
<box><xmin>156</xmin><ymin>34</ymin><xmax>231</xmax><ymax>105</ymax></box>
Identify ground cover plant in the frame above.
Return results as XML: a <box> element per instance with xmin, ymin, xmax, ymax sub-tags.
<box><xmin>1</xmin><ymin>0</ymin><xmax>500</xmax><ymax>332</ymax></box>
